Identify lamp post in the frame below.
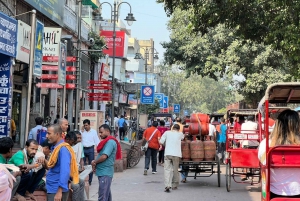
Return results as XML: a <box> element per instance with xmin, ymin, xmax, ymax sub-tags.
<box><xmin>98</xmin><ymin>1</ymin><xmax>136</xmax><ymax>134</ymax></box>
<box><xmin>134</xmin><ymin>48</ymin><xmax>159</xmax><ymax>84</ymax></box>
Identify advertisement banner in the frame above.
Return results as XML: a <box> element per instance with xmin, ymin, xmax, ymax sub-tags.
<box><xmin>33</xmin><ymin>20</ymin><xmax>44</xmax><ymax>76</ymax></box>
<box><xmin>0</xmin><ymin>55</ymin><xmax>12</xmax><ymax>137</ymax></box>
<box><xmin>0</xmin><ymin>12</ymin><xmax>17</xmax><ymax>57</ymax></box>
<box><xmin>128</xmin><ymin>94</ymin><xmax>139</xmax><ymax>105</ymax></box>
<box><xmin>58</xmin><ymin>43</ymin><xmax>66</xmax><ymax>85</ymax></box>
<box><xmin>43</xmin><ymin>27</ymin><xmax>62</xmax><ymax>65</ymax></box>
<box><xmin>100</xmin><ymin>30</ymin><xmax>125</xmax><ymax>57</ymax></box>
<box><xmin>16</xmin><ymin>20</ymin><xmax>31</xmax><ymax>64</ymax></box>
<box><xmin>24</xmin><ymin>0</ymin><xmax>64</xmax><ymax>26</ymax></box>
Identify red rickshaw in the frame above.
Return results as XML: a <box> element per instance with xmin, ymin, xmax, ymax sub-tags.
<box><xmin>225</xmin><ymin>109</ymin><xmax>262</xmax><ymax>192</ymax></box>
<box><xmin>258</xmin><ymin>82</ymin><xmax>300</xmax><ymax>201</ymax></box>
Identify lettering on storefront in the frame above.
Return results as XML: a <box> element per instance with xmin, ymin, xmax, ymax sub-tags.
<box><xmin>0</xmin><ymin>13</ymin><xmax>17</xmax><ymax>57</ymax></box>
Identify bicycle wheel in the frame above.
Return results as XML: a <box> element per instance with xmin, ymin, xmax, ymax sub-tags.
<box><xmin>226</xmin><ymin>161</ymin><xmax>231</xmax><ymax>192</ymax></box>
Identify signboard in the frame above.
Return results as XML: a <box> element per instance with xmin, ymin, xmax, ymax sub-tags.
<box><xmin>0</xmin><ymin>12</ymin><xmax>17</xmax><ymax>57</ymax></box>
<box><xmin>99</xmin><ymin>63</ymin><xmax>110</xmax><ymax>81</ymax></box>
<box><xmin>79</xmin><ymin>110</ymin><xmax>104</xmax><ymax>132</ymax></box>
<box><xmin>87</xmin><ymin>80</ymin><xmax>112</xmax><ymax>84</ymax></box>
<box><xmin>128</xmin><ymin>94</ymin><xmax>139</xmax><ymax>105</ymax></box>
<box><xmin>25</xmin><ymin>0</ymin><xmax>64</xmax><ymax>26</ymax></box>
<box><xmin>100</xmin><ymin>31</ymin><xmax>126</xmax><ymax>57</ymax></box>
<box><xmin>43</xmin><ymin>27</ymin><xmax>62</xmax><ymax>65</ymax></box>
<box><xmin>16</xmin><ymin>20</ymin><xmax>30</xmax><ymax>63</ymax></box>
<box><xmin>141</xmin><ymin>85</ymin><xmax>155</xmax><ymax>104</ymax></box>
<box><xmin>36</xmin><ymin>83</ymin><xmax>63</xmax><ymax>89</ymax></box>
<box><xmin>0</xmin><ymin>55</ymin><xmax>12</xmax><ymax>137</ymax></box>
<box><xmin>184</xmin><ymin>110</ymin><xmax>189</xmax><ymax>116</ymax></box>
<box><xmin>87</xmin><ymin>93</ymin><xmax>112</xmax><ymax>97</ymax></box>
<box><xmin>154</xmin><ymin>93</ymin><xmax>164</xmax><ymax>108</ymax></box>
<box><xmin>173</xmin><ymin>104</ymin><xmax>180</xmax><ymax>113</ymax></box>
<box><xmin>87</xmin><ymin>85</ymin><xmax>112</xmax><ymax>90</ymax></box>
<box><xmin>33</xmin><ymin>20</ymin><xmax>44</xmax><ymax>76</ymax></box>
<box><xmin>163</xmin><ymin>96</ymin><xmax>169</xmax><ymax>109</ymax></box>
<box><xmin>58</xmin><ymin>42</ymin><xmax>66</xmax><ymax>85</ymax></box>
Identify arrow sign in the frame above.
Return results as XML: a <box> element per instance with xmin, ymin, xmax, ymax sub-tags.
<box><xmin>87</xmin><ymin>97</ymin><xmax>112</xmax><ymax>101</ymax></box>
<box><xmin>87</xmin><ymin>93</ymin><xmax>112</xmax><ymax>97</ymax></box>
<box><xmin>163</xmin><ymin>96</ymin><xmax>168</xmax><ymax>109</ymax></box>
<box><xmin>41</xmin><ymin>74</ymin><xmax>58</xmax><ymax>79</ymax></box>
<box><xmin>173</xmin><ymin>104</ymin><xmax>180</xmax><ymax>113</ymax></box>
<box><xmin>155</xmin><ymin>93</ymin><xmax>164</xmax><ymax>108</ymax></box>
<box><xmin>66</xmin><ymin>83</ymin><xmax>76</xmax><ymax>89</ymax></box>
<box><xmin>66</xmin><ymin>66</ymin><xmax>76</xmax><ymax>72</ymax></box>
<box><xmin>87</xmin><ymin>85</ymin><xmax>112</xmax><ymax>90</ymax></box>
<box><xmin>36</xmin><ymin>83</ymin><xmax>63</xmax><ymax>88</ymax></box>
<box><xmin>66</xmin><ymin>75</ymin><xmax>76</xmax><ymax>80</ymax></box>
<box><xmin>42</xmin><ymin>65</ymin><xmax>58</xmax><ymax>71</ymax></box>
<box><xmin>87</xmin><ymin>80</ymin><xmax>112</xmax><ymax>85</ymax></box>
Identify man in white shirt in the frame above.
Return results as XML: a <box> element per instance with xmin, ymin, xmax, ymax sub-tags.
<box><xmin>114</xmin><ymin>115</ymin><xmax>119</xmax><ymax>137</ymax></box>
<box><xmin>159</xmin><ymin>124</ymin><xmax>184</xmax><ymax>192</ymax></box>
<box><xmin>81</xmin><ymin>119</ymin><xmax>100</xmax><ymax>185</ymax></box>
<box><xmin>208</xmin><ymin>123</ymin><xmax>216</xmax><ymax>140</ymax></box>
<box><xmin>241</xmin><ymin>116</ymin><xmax>259</xmax><ymax>147</ymax></box>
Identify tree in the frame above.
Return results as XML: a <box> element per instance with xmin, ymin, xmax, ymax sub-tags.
<box><xmin>88</xmin><ymin>31</ymin><xmax>106</xmax><ymax>63</ymax></box>
<box><xmin>157</xmin><ymin>0</ymin><xmax>300</xmax><ymax>77</ymax></box>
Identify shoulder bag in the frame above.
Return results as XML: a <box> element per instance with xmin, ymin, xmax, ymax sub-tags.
<box><xmin>141</xmin><ymin>129</ymin><xmax>158</xmax><ymax>152</ymax></box>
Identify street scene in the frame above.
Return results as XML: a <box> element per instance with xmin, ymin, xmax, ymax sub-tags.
<box><xmin>1</xmin><ymin>0</ymin><xmax>300</xmax><ymax>201</ymax></box>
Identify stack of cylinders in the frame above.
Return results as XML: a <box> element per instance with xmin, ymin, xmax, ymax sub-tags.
<box><xmin>190</xmin><ymin>140</ymin><xmax>204</xmax><ymax>161</ymax></box>
<box><xmin>181</xmin><ymin>140</ymin><xmax>191</xmax><ymax>161</ymax></box>
<box><xmin>188</xmin><ymin>113</ymin><xmax>210</xmax><ymax>135</ymax></box>
<box><xmin>203</xmin><ymin>141</ymin><xmax>216</xmax><ymax>161</ymax></box>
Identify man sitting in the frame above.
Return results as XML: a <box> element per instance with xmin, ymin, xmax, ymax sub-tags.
<box><xmin>8</xmin><ymin>139</ymin><xmax>46</xmax><ymax>201</ymax></box>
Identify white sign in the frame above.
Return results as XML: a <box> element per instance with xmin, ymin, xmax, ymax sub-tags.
<box><xmin>16</xmin><ymin>20</ymin><xmax>31</xmax><ymax>64</ymax></box>
<box><xmin>43</xmin><ymin>27</ymin><xmax>62</xmax><ymax>65</ymax></box>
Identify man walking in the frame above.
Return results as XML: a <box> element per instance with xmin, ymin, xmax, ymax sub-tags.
<box><xmin>91</xmin><ymin>124</ymin><xmax>121</xmax><ymax>201</ymax></box>
<box><xmin>171</xmin><ymin>117</ymin><xmax>183</xmax><ymax>132</ymax></box>
<box><xmin>217</xmin><ymin>118</ymin><xmax>227</xmax><ymax>164</ymax></box>
<box><xmin>46</xmin><ymin>124</ymin><xmax>78</xmax><ymax>201</ymax></box>
<box><xmin>118</xmin><ymin>115</ymin><xmax>126</xmax><ymax>140</ymax></box>
<box><xmin>81</xmin><ymin>119</ymin><xmax>100</xmax><ymax>185</ymax></box>
<box><xmin>159</xmin><ymin>124</ymin><xmax>184</xmax><ymax>192</ymax></box>
<box><xmin>143</xmin><ymin>121</ymin><xmax>161</xmax><ymax>175</ymax></box>
<box><xmin>28</xmin><ymin>117</ymin><xmax>47</xmax><ymax>141</ymax></box>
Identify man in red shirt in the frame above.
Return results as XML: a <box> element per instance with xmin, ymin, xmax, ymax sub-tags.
<box><xmin>143</xmin><ymin>121</ymin><xmax>161</xmax><ymax>175</ymax></box>
<box><xmin>157</xmin><ymin>120</ymin><xmax>169</xmax><ymax>165</ymax></box>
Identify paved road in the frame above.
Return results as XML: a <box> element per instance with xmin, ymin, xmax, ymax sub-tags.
<box><xmin>89</xmin><ymin>156</ymin><xmax>261</xmax><ymax>201</ymax></box>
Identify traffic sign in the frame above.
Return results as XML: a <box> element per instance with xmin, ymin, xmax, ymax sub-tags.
<box><xmin>163</xmin><ymin>96</ymin><xmax>168</xmax><ymax>109</ymax></box>
<box><xmin>184</xmin><ymin>110</ymin><xmax>189</xmax><ymax>116</ymax></box>
<box><xmin>173</xmin><ymin>104</ymin><xmax>180</xmax><ymax>113</ymax></box>
<box><xmin>36</xmin><ymin>83</ymin><xmax>63</xmax><ymax>88</ymax></box>
<box><xmin>141</xmin><ymin>85</ymin><xmax>155</xmax><ymax>104</ymax></box>
<box><xmin>87</xmin><ymin>85</ymin><xmax>112</xmax><ymax>90</ymax></box>
<box><xmin>87</xmin><ymin>80</ymin><xmax>112</xmax><ymax>85</ymax></box>
<box><xmin>154</xmin><ymin>93</ymin><xmax>164</xmax><ymax>108</ymax></box>
<box><xmin>87</xmin><ymin>97</ymin><xmax>111</xmax><ymax>101</ymax></box>
<box><xmin>87</xmin><ymin>93</ymin><xmax>112</xmax><ymax>97</ymax></box>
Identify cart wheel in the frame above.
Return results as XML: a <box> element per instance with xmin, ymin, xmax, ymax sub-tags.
<box><xmin>226</xmin><ymin>161</ymin><xmax>231</xmax><ymax>192</ymax></box>
<box><xmin>217</xmin><ymin>155</ymin><xmax>221</xmax><ymax>187</ymax></box>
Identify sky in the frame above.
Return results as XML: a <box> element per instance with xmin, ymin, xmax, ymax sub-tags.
<box><xmin>100</xmin><ymin>0</ymin><xmax>171</xmax><ymax>62</ymax></box>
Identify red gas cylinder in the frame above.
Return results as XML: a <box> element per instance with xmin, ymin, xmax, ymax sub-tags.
<box><xmin>190</xmin><ymin>113</ymin><xmax>198</xmax><ymax>123</ymax></box>
<box><xmin>200</xmin><ymin>122</ymin><xmax>209</xmax><ymax>136</ymax></box>
<box><xmin>203</xmin><ymin>141</ymin><xmax>216</xmax><ymax>161</ymax></box>
<box><xmin>181</xmin><ymin>140</ymin><xmax>191</xmax><ymax>161</ymax></box>
<box><xmin>189</xmin><ymin>123</ymin><xmax>200</xmax><ymax>135</ymax></box>
<box><xmin>197</xmin><ymin>113</ymin><xmax>209</xmax><ymax>123</ymax></box>
<box><xmin>183</xmin><ymin>126</ymin><xmax>189</xmax><ymax>134</ymax></box>
<box><xmin>190</xmin><ymin>140</ymin><xmax>204</xmax><ymax>161</ymax></box>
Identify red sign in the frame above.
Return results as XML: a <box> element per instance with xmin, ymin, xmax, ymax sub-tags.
<box><xmin>66</xmin><ymin>83</ymin><xmax>76</xmax><ymax>89</ymax></box>
<box><xmin>42</xmin><ymin>65</ymin><xmax>58</xmax><ymax>71</ymax></box>
<box><xmin>87</xmin><ymin>97</ymin><xmax>112</xmax><ymax>101</ymax></box>
<box><xmin>87</xmin><ymin>80</ymin><xmax>112</xmax><ymax>85</ymax></box>
<box><xmin>66</xmin><ymin>75</ymin><xmax>76</xmax><ymax>80</ymax></box>
<box><xmin>41</xmin><ymin>74</ymin><xmax>58</xmax><ymax>79</ymax></box>
<box><xmin>87</xmin><ymin>93</ymin><xmax>112</xmax><ymax>97</ymax></box>
<box><xmin>66</xmin><ymin>66</ymin><xmax>76</xmax><ymax>72</ymax></box>
<box><xmin>43</xmin><ymin>56</ymin><xmax>76</xmax><ymax>62</ymax></box>
<box><xmin>36</xmin><ymin>83</ymin><xmax>63</xmax><ymax>88</ymax></box>
<box><xmin>66</xmin><ymin>57</ymin><xmax>76</xmax><ymax>62</ymax></box>
<box><xmin>100</xmin><ymin>30</ymin><xmax>125</xmax><ymax>57</ymax></box>
<box><xmin>87</xmin><ymin>85</ymin><xmax>112</xmax><ymax>90</ymax></box>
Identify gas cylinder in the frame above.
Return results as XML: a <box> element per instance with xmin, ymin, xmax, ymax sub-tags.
<box><xmin>190</xmin><ymin>140</ymin><xmax>204</xmax><ymax>161</ymax></box>
<box><xmin>190</xmin><ymin>113</ymin><xmax>198</xmax><ymax>123</ymax></box>
<box><xmin>189</xmin><ymin>123</ymin><xmax>200</xmax><ymax>135</ymax></box>
<box><xmin>203</xmin><ymin>141</ymin><xmax>216</xmax><ymax>161</ymax></box>
<box><xmin>181</xmin><ymin>140</ymin><xmax>191</xmax><ymax>161</ymax></box>
<box><xmin>183</xmin><ymin>126</ymin><xmax>189</xmax><ymax>134</ymax></box>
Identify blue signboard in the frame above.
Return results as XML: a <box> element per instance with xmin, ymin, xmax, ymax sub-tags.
<box><xmin>174</xmin><ymin>104</ymin><xmax>180</xmax><ymax>113</ymax></box>
<box><xmin>58</xmin><ymin>42</ymin><xmax>66</xmax><ymax>85</ymax></box>
<box><xmin>154</xmin><ymin>93</ymin><xmax>164</xmax><ymax>108</ymax></box>
<box><xmin>0</xmin><ymin>12</ymin><xmax>17</xmax><ymax>57</ymax></box>
<box><xmin>163</xmin><ymin>96</ymin><xmax>168</xmax><ymax>109</ymax></box>
<box><xmin>0</xmin><ymin>55</ymin><xmax>12</xmax><ymax>137</ymax></box>
<box><xmin>184</xmin><ymin>110</ymin><xmax>189</xmax><ymax>116</ymax></box>
<box><xmin>141</xmin><ymin>85</ymin><xmax>155</xmax><ymax>104</ymax></box>
<box><xmin>33</xmin><ymin>20</ymin><xmax>44</xmax><ymax>76</ymax></box>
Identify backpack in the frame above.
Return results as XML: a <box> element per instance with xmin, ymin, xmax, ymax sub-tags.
<box><xmin>36</xmin><ymin>128</ymin><xmax>47</xmax><ymax>144</ymax></box>
<box><xmin>123</xmin><ymin>120</ymin><xmax>128</xmax><ymax>131</ymax></box>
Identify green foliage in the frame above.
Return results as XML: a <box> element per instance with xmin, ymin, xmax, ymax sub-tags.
<box><xmin>88</xmin><ymin>31</ymin><xmax>106</xmax><ymax>63</ymax></box>
<box><xmin>139</xmin><ymin>99</ymin><xmax>161</xmax><ymax>115</ymax></box>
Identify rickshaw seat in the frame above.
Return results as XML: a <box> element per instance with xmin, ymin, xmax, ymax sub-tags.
<box><xmin>269</xmin><ymin>146</ymin><xmax>300</xmax><ymax>168</ymax></box>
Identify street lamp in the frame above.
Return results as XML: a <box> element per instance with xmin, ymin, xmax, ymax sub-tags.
<box><xmin>99</xmin><ymin>1</ymin><xmax>136</xmax><ymax>134</ymax></box>
<box><xmin>134</xmin><ymin>48</ymin><xmax>159</xmax><ymax>84</ymax></box>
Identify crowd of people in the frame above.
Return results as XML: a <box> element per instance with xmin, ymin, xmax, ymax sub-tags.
<box><xmin>0</xmin><ymin>116</ymin><xmax>121</xmax><ymax>201</ymax></box>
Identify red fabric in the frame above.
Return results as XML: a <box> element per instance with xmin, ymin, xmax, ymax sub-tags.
<box><xmin>157</xmin><ymin>126</ymin><xmax>168</xmax><ymax>135</ymax></box>
<box><xmin>234</xmin><ymin>122</ymin><xmax>243</xmax><ymax>133</ymax></box>
<box><xmin>96</xmin><ymin>136</ymin><xmax>122</xmax><ymax>160</ymax></box>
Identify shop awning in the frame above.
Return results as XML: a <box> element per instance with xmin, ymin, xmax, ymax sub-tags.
<box><xmin>82</xmin><ymin>0</ymin><xmax>98</xmax><ymax>9</ymax></box>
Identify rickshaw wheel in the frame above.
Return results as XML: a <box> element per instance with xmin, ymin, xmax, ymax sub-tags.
<box><xmin>226</xmin><ymin>161</ymin><xmax>231</xmax><ymax>192</ymax></box>
<box><xmin>217</xmin><ymin>154</ymin><xmax>221</xmax><ymax>187</ymax></box>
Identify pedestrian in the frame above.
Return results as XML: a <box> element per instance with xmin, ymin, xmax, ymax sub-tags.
<box><xmin>118</xmin><ymin>115</ymin><xmax>127</xmax><ymax>140</ymax></box>
<box><xmin>11</xmin><ymin>119</ymin><xmax>16</xmax><ymax>142</ymax></box>
<box><xmin>171</xmin><ymin>117</ymin><xmax>184</xmax><ymax>132</ymax></box>
<box><xmin>91</xmin><ymin>124</ymin><xmax>122</xmax><ymax>201</ymax></box>
<box><xmin>65</xmin><ymin>131</ymin><xmax>85</xmax><ymax>201</ymax></box>
<box><xmin>28</xmin><ymin>117</ymin><xmax>47</xmax><ymax>141</ymax></box>
<box><xmin>114</xmin><ymin>114</ymin><xmax>119</xmax><ymax>137</ymax></box>
<box><xmin>105</xmin><ymin>114</ymin><xmax>111</xmax><ymax>126</ymax></box>
<box><xmin>81</xmin><ymin>119</ymin><xmax>100</xmax><ymax>185</ymax></box>
<box><xmin>8</xmin><ymin>139</ymin><xmax>46</xmax><ymax>201</ymax></box>
<box><xmin>53</xmin><ymin>114</ymin><xmax>60</xmax><ymax>124</ymax></box>
<box><xmin>217</xmin><ymin>118</ymin><xmax>227</xmax><ymax>164</ymax></box>
<box><xmin>58</xmin><ymin>118</ymin><xmax>69</xmax><ymax>139</ymax></box>
<box><xmin>143</xmin><ymin>121</ymin><xmax>161</xmax><ymax>175</ymax></box>
<box><xmin>159</xmin><ymin>124</ymin><xmax>184</xmax><ymax>192</ymax></box>
<box><xmin>0</xmin><ymin>137</ymin><xmax>21</xmax><ymax>198</ymax></box>
<box><xmin>46</xmin><ymin>124</ymin><xmax>79</xmax><ymax>201</ymax></box>
<box><xmin>72</xmin><ymin>131</ymin><xmax>85</xmax><ymax>170</ymax></box>
<box><xmin>208</xmin><ymin>121</ymin><xmax>216</xmax><ymax>141</ymax></box>
<box><xmin>157</xmin><ymin>120</ymin><xmax>169</xmax><ymax>165</ymax></box>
